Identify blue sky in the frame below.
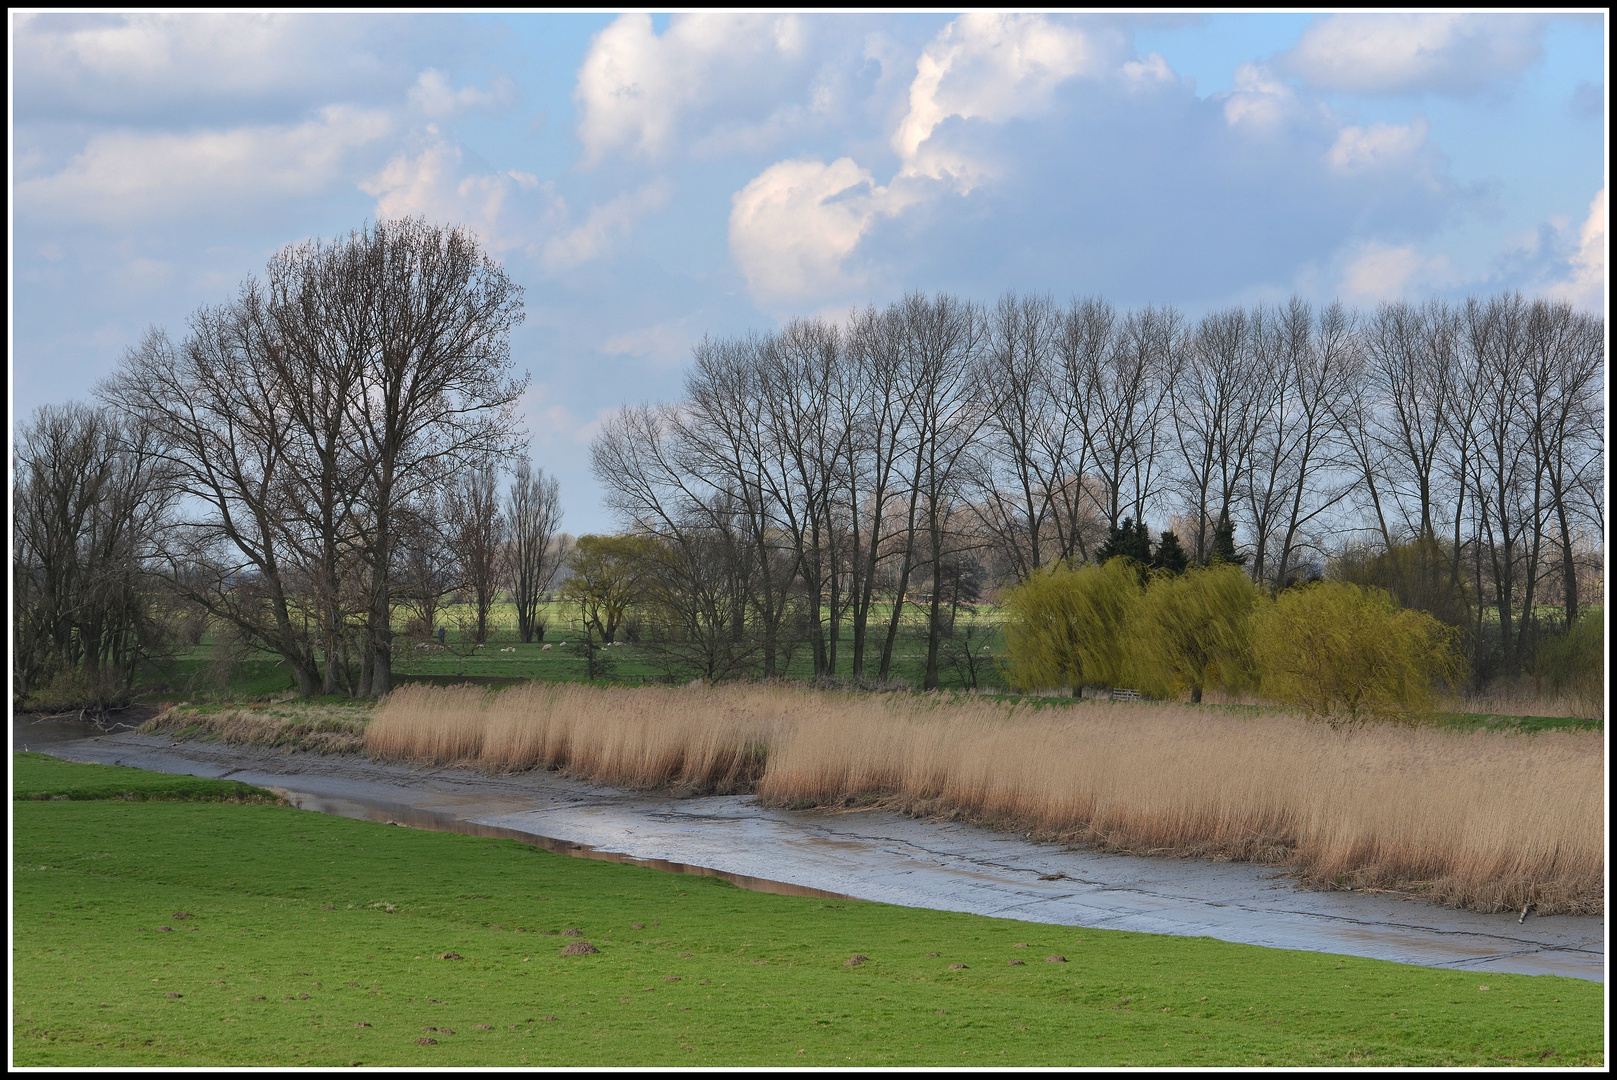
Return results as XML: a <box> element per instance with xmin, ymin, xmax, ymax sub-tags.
<box><xmin>10</xmin><ymin>12</ymin><xmax>1607</xmax><ymax>534</ymax></box>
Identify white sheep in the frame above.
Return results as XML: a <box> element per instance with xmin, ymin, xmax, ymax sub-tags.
<box><xmin>500</xmin><ymin>646</ymin><xmax>516</xmax><ymax>653</ymax></box>
<box><xmin>541</xmin><ymin>644</ymin><xmax>552</xmax><ymax>651</ymax></box>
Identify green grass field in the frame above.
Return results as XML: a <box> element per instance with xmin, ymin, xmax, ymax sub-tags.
<box><xmin>12</xmin><ymin>754</ymin><xmax>1602</xmax><ymax>1067</ymax></box>
<box><xmin>13</xmin><ymin>752</ymin><xmax>282</xmax><ymax>803</ymax></box>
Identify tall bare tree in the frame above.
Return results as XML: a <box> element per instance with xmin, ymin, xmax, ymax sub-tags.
<box><xmin>343</xmin><ymin>219</ymin><xmax>527</xmax><ymax>696</ymax></box>
<box><xmin>447</xmin><ymin>461</ymin><xmax>505</xmax><ymax>643</ymax></box>
<box><xmin>973</xmin><ymin>291</ymin><xmax>1076</xmax><ymax>580</ymax></box>
<box><xmin>101</xmin><ymin>317</ymin><xmax>325</xmax><ymax>696</ymax></box>
<box><xmin>1172</xmin><ymin>305</ymin><xmax>1262</xmax><ymax>565</ymax></box>
<box><xmin>505</xmin><ymin>459</ymin><xmax>566</xmax><ymax>643</ymax></box>
<box><xmin>1244</xmin><ymin>298</ymin><xmax>1355</xmax><ymax>587</ymax></box>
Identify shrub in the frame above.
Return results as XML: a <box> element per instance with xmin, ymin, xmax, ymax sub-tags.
<box><xmin>1000</xmin><ymin>559</ymin><xmax>1140</xmax><ymax>692</ymax></box>
<box><xmin>1125</xmin><ymin>563</ymin><xmax>1260</xmax><ymax>703</ymax></box>
<box><xmin>1253</xmin><ymin>581</ymin><xmax>1466</xmax><ymax>725</ymax></box>
<box><xmin>1535</xmin><ymin>609</ymin><xmax>1604</xmax><ymax>720</ymax></box>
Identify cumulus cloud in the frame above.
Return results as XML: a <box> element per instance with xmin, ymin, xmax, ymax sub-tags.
<box><xmin>11</xmin><ymin>12</ymin><xmax>461</xmax><ymax>120</ymax></box>
<box><xmin>728</xmin><ymin>157</ymin><xmax>914</xmax><ymax>303</ymax></box>
<box><xmin>1337</xmin><ymin>242</ymin><xmax>1453</xmax><ymax>303</ymax></box>
<box><xmin>1220</xmin><ymin>63</ymin><xmax>1311</xmax><ymax>132</ymax></box>
<box><xmin>1546</xmin><ymin>188</ymin><xmax>1606</xmax><ymax>312</ymax></box>
<box><xmin>542</xmin><ymin>181</ymin><xmax>674</xmax><ymax>270</ymax></box>
<box><xmin>1325</xmin><ymin>118</ymin><xmax>1429</xmax><ymax>173</ymax></box>
<box><xmin>892</xmin><ymin>13</ymin><xmax>1112</xmax><ymax>187</ymax></box>
<box><xmin>16</xmin><ymin>105</ymin><xmax>394</xmax><ymax>224</ymax></box>
<box><xmin>408</xmin><ymin>68</ymin><xmax>515</xmax><ymax>121</ymax></box>
<box><xmin>360</xmin><ymin>129</ymin><xmax>672</xmax><ymax>268</ymax></box>
<box><xmin>573</xmin><ymin>12</ymin><xmax>843</xmax><ymax>164</ymax></box>
<box><xmin>360</xmin><ymin>135</ymin><xmax>543</xmax><ymax>254</ymax></box>
<box><xmin>1279</xmin><ymin>14</ymin><xmax>1546</xmax><ymax>96</ymax></box>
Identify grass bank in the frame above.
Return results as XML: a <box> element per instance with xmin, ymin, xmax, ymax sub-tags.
<box><xmin>12</xmin><ymin>755</ymin><xmax>1601</xmax><ymax>1068</ymax></box>
<box><xmin>12</xmin><ymin>751</ymin><xmax>283</xmax><ymax>803</ymax></box>
<box><xmin>368</xmin><ymin>683</ymin><xmax>1604</xmax><ymax>916</ymax></box>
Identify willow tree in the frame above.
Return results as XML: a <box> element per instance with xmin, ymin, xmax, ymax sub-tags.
<box><xmin>999</xmin><ymin>558</ymin><xmax>1140</xmax><ymax>693</ymax></box>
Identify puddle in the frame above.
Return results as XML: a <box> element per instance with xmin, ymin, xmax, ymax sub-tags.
<box><xmin>14</xmin><ymin>718</ymin><xmax>1604</xmax><ymax>982</ymax></box>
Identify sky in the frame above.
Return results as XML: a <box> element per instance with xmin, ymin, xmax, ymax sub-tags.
<box><xmin>9</xmin><ymin>11</ymin><xmax>1608</xmax><ymax>535</ymax></box>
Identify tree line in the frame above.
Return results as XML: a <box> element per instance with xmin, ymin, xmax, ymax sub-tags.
<box><xmin>12</xmin><ymin>219</ymin><xmax>1604</xmax><ymax>704</ymax></box>
<box><xmin>594</xmin><ymin>290</ymin><xmax>1603</xmax><ymax>690</ymax></box>
<box><xmin>13</xmin><ymin>220</ymin><xmax>568</xmax><ymax>707</ymax></box>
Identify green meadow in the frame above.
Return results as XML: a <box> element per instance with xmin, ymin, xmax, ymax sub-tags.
<box><xmin>12</xmin><ymin>754</ymin><xmax>1601</xmax><ymax>1067</ymax></box>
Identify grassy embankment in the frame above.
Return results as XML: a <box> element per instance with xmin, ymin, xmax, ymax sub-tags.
<box><xmin>12</xmin><ymin>753</ymin><xmax>1602</xmax><ymax>1067</ymax></box>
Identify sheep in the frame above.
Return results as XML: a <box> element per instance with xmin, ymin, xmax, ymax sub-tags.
<box><xmin>541</xmin><ymin>644</ymin><xmax>552</xmax><ymax>652</ymax></box>
<box><xmin>500</xmin><ymin>646</ymin><xmax>516</xmax><ymax>653</ymax></box>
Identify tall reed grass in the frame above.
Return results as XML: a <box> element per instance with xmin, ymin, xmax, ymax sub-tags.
<box><xmin>367</xmin><ymin>683</ymin><xmax>1604</xmax><ymax>915</ymax></box>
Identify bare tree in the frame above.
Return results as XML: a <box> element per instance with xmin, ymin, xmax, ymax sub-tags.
<box><xmin>255</xmin><ymin>241</ymin><xmax>371</xmax><ymax>695</ymax></box>
<box><xmin>892</xmin><ymin>293</ymin><xmax>990</xmax><ymax>690</ymax></box>
<box><xmin>1092</xmin><ymin>303</ymin><xmax>1182</xmax><ymax>535</ymax></box>
<box><xmin>343</xmin><ymin>219</ymin><xmax>527</xmax><ymax>696</ymax></box>
<box><xmin>973</xmin><ymin>291</ymin><xmax>1076</xmax><ymax>580</ymax></box>
<box><xmin>446</xmin><ymin>461</ymin><xmax>505</xmax><ymax>643</ymax></box>
<box><xmin>13</xmin><ymin>403</ymin><xmax>175</xmax><ymax>707</ymax></box>
<box><xmin>1524</xmin><ymin>300</ymin><xmax>1604</xmax><ymax>633</ymax></box>
<box><xmin>1467</xmin><ymin>293</ymin><xmax>1536</xmax><ymax>673</ymax></box>
<box><xmin>393</xmin><ymin>493</ymin><xmax>455</xmax><ymax>649</ymax></box>
<box><xmin>505</xmin><ymin>459</ymin><xmax>565</xmax><ymax>643</ymax></box>
<box><xmin>101</xmin><ymin>318</ymin><xmax>325</xmax><ymax>696</ymax></box>
<box><xmin>682</xmin><ymin>333</ymin><xmax>795</xmax><ymax>676</ymax></box>
<box><xmin>756</xmin><ymin>318</ymin><xmax>851</xmax><ymax>677</ymax></box>
<box><xmin>1244</xmin><ymin>298</ymin><xmax>1354</xmax><ymax>587</ymax></box>
<box><xmin>840</xmin><ymin>303</ymin><xmax>926</xmax><ymax>680</ymax></box>
<box><xmin>1364</xmin><ymin>300</ymin><xmax>1458</xmax><ymax>543</ymax></box>
<box><xmin>1172</xmin><ymin>305</ymin><xmax>1262</xmax><ymax>566</ymax></box>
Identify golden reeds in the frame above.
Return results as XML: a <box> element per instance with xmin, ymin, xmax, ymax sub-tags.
<box><xmin>141</xmin><ymin>703</ymin><xmax>369</xmax><ymax>754</ymax></box>
<box><xmin>366</xmin><ymin>682</ymin><xmax>1604</xmax><ymax>915</ymax></box>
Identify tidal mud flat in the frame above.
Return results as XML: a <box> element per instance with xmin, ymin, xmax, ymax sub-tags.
<box><xmin>14</xmin><ymin>716</ymin><xmax>1603</xmax><ymax>983</ymax></box>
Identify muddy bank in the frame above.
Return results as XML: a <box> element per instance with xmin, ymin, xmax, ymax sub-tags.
<box><xmin>14</xmin><ymin>717</ymin><xmax>1602</xmax><ymax>982</ymax></box>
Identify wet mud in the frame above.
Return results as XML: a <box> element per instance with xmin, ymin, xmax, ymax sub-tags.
<box><xmin>13</xmin><ymin>714</ymin><xmax>1603</xmax><ymax>982</ymax></box>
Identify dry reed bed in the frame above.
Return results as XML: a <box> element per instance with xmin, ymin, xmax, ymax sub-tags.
<box><xmin>367</xmin><ymin>683</ymin><xmax>1604</xmax><ymax>915</ymax></box>
<box><xmin>140</xmin><ymin>704</ymin><xmax>369</xmax><ymax>754</ymax></box>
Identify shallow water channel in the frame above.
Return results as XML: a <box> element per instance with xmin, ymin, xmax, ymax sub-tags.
<box><xmin>14</xmin><ymin>714</ymin><xmax>1603</xmax><ymax>982</ymax></box>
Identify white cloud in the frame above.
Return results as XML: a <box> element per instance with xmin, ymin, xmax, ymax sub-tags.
<box><xmin>1280</xmin><ymin>14</ymin><xmax>1546</xmax><ymax>96</ymax></box>
<box><xmin>11</xmin><ymin>12</ymin><xmax>436</xmax><ymax>117</ymax></box>
<box><xmin>16</xmin><ymin>105</ymin><xmax>393</xmax><ymax>224</ymax></box>
<box><xmin>601</xmin><ymin>319</ymin><xmax>697</xmax><ymax>368</ymax></box>
<box><xmin>729</xmin><ymin>156</ymin><xmax>917</xmax><ymax>304</ymax></box>
<box><xmin>1220</xmin><ymin>63</ymin><xmax>1307</xmax><ymax>132</ymax></box>
<box><xmin>408</xmin><ymin>69</ymin><xmax>514</xmax><ymax>121</ymax></box>
<box><xmin>893</xmin><ymin>13</ymin><xmax>1105</xmax><ymax>187</ymax></box>
<box><xmin>360</xmin><ymin>136</ymin><xmax>544</xmax><ymax>255</ymax></box>
<box><xmin>1547</xmin><ymin>188</ymin><xmax>1606</xmax><ymax>312</ymax></box>
<box><xmin>1337</xmin><ymin>242</ymin><xmax>1452</xmax><ymax>303</ymax></box>
<box><xmin>542</xmin><ymin>182</ymin><xmax>674</xmax><ymax>271</ymax></box>
<box><xmin>573</xmin><ymin>12</ymin><xmax>829</xmax><ymax>165</ymax></box>
<box><xmin>1325</xmin><ymin>118</ymin><xmax>1429</xmax><ymax>173</ymax></box>
<box><xmin>361</xmin><ymin>133</ymin><xmax>671</xmax><ymax>268</ymax></box>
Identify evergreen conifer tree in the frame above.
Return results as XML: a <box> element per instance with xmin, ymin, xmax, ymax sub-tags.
<box><xmin>1151</xmin><ymin>529</ymin><xmax>1189</xmax><ymax>575</ymax></box>
<box><xmin>1207</xmin><ymin>511</ymin><xmax>1247</xmax><ymax>568</ymax></box>
<box><xmin>1098</xmin><ymin>516</ymin><xmax>1152</xmax><ymax>564</ymax></box>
